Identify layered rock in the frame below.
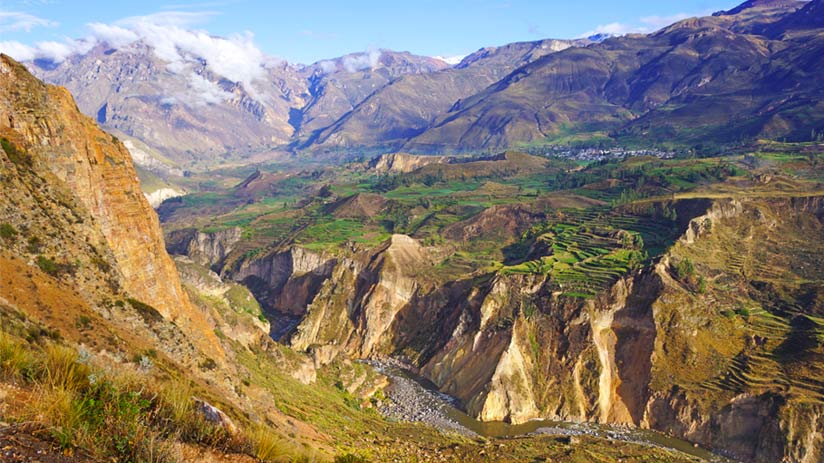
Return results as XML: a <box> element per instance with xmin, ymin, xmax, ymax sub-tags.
<box><xmin>167</xmin><ymin>227</ymin><xmax>243</xmax><ymax>269</ymax></box>
<box><xmin>369</xmin><ymin>153</ymin><xmax>451</xmax><ymax>174</ymax></box>
<box><xmin>0</xmin><ymin>54</ymin><xmax>223</xmax><ymax>361</ymax></box>
<box><xmin>202</xmin><ymin>195</ymin><xmax>823</xmax><ymax>462</ymax></box>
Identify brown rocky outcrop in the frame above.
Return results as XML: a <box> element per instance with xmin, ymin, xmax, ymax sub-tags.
<box><xmin>369</xmin><ymin>153</ymin><xmax>451</xmax><ymax>174</ymax></box>
<box><xmin>211</xmin><ymin>195</ymin><xmax>823</xmax><ymax>462</ymax></box>
<box><xmin>0</xmin><ymin>54</ymin><xmax>222</xmax><ymax>361</ymax></box>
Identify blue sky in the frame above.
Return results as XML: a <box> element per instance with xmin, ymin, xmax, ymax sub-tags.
<box><xmin>0</xmin><ymin>0</ymin><xmax>744</xmax><ymax>64</ymax></box>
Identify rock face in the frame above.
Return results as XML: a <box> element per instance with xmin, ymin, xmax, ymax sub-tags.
<box><xmin>26</xmin><ymin>37</ymin><xmax>589</xmax><ymax>161</ymax></box>
<box><xmin>144</xmin><ymin>187</ymin><xmax>184</xmax><ymax>208</ymax></box>
<box><xmin>28</xmin><ymin>44</ymin><xmax>304</xmax><ymax>165</ymax></box>
<box><xmin>167</xmin><ymin>227</ymin><xmax>243</xmax><ymax>269</ymax></box>
<box><xmin>369</xmin><ymin>152</ymin><xmax>451</xmax><ymax>174</ymax></box>
<box><xmin>0</xmin><ymin>54</ymin><xmax>222</xmax><ymax>361</ymax></box>
<box><xmin>199</xmin><ymin>195</ymin><xmax>823</xmax><ymax>462</ymax></box>
<box><xmin>27</xmin><ymin>47</ymin><xmax>454</xmax><ymax>165</ymax></box>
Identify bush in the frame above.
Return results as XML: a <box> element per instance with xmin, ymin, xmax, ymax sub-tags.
<box><xmin>27</xmin><ymin>236</ymin><xmax>42</xmax><ymax>253</ymax></box>
<box><xmin>37</xmin><ymin>255</ymin><xmax>59</xmax><ymax>276</ymax></box>
<box><xmin>1</xmin><ymin>137</ymin><xmax>32</xmax><ymax>167</ymax></box>
<box><xmin>75</xmin><ymin>315</ymin><xmax>92</xmax><ymax>330</ymax></box>
<box><xmin>35</xmin><ymin>256</ymin><xmax>75</xmax><ymax>277</ymax></box>
<box><xmin>126</xmin><ymin>298</ymin><xmax>164</xmax><ymax>324</ymax></box>
<box><xmin>673</xmin><ymin>258</ymin><xmax>695</xmax><ymax>281</ymax></box>
<box><xmin>0</xmin><ymin>223</ymin><xmax>17</xmax><ymax>240</ymax></box>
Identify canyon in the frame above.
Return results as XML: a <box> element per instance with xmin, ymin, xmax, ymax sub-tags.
<box><xmin>2</xmin><ymin>1</ymin><xmax>824</xmax><ymax>461</ymax></box>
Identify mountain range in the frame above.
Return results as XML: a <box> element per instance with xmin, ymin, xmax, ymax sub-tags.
<box><xmin>3</xmin><ymin>1</ymin><xmax>824</xmax><ymax>462</ymax></box>
<box><xmin>25</xmin><ymin>0</ymin><xmax>824</xmax><ymax>172</ymax></box>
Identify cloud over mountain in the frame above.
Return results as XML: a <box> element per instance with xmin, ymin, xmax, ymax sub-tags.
<box><xmin>1</xmin><ymin>10</ymin><xmax>274</xmax><ymax>104</ymax></box>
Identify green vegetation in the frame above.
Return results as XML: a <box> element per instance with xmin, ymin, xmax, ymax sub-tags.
<box><xmin>0</xmin><ymin>222</ymin><xmax>17</xmax><ymax>240</ymax></box>
<box><xmin>0</xmin><ymin>321</ymin><xmax>323</xmax><ymax>463</ymax></box>
<box><xmin>1</xmin><ymin>137</ymin><xmax>33</xmax><ymax>167</ymax></box>
<box><xmin>498</xmin><ymin>205</ymin><xmax>676</xmax><ymax>297</ymax></box>
<box><xmin>125</xmin><ymin>297</ymin><xmax>165</xmax><ymax>325</ymax></box>
<box><xmin>162</xmin><ymin>145</ymin><xmax>824</xmax><ymax>295</ymax></box>
<box><xmin>33</xmin><ymin>255</ymin><xmax>82</xmax><ymax>278</ymax></box>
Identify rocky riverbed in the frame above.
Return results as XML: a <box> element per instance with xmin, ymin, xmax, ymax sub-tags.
<box><xmin>369</xmin><ymin>360</ymin><xmax>476</xmax><ymax>436</ymax></box>
<box><xmin>368</xmin><ymin>360</ymin><xmax>736</xmax><ymax>462</ymax></box>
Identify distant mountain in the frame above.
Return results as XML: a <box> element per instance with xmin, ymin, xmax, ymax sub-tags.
<box><xmin>29</xmin><ymin>42</ymin><xmax>308</xmax><ymax>168</ymax></box>
<box><xmin>294</xmin><ymin>50</ymin><xmax>450</xmax><ymax>137</ymax></box>
<box><xmin>302</xmin><ymin>39</ymin><xmax>588</xmax><ymax>152</ymax></box>
<box><xmin>22</xmin><ymin>0</ymin><xmax>824</xmax><ymax>163</ymax></box>
<box><xmin>405</xmin><ymin>0</ymin><xmax>822</xmax><ymax>151</ymax></box>
<box><xmin>27</xmin><ymin>46</ymin><xmax>449</xmax><ymax>168</ymax></box>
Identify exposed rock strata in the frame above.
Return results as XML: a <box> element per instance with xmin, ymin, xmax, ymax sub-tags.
<box><xmin>0</xmin><ymin>54</ymin><xmax>223</xmax><ymax>361</ymax></box>
<box><xmin>196</xmin><ymin>196</ymin><xmax>824</xmax><ymax>462</ymax></box>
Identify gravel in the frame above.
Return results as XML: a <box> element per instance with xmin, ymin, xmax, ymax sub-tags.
<box><xmin>368</xmin><ymin>360</ymin><xmax>477</xmax><ymax>437</ymax></box>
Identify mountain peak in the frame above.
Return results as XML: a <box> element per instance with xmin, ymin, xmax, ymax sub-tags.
<box><xmin>714</xmin><ymin>0</ymin><xmax>806</xmax><ymax>16</ymax></box>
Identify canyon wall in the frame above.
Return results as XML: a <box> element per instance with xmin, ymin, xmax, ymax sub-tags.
<box><xmin>201</xmin><ymin>196</ymin><xmax>824</xmax><ymax>462</ymax></box>
<box><xmin>0</xmin><ymin>54</ymin><xmax>223</xmax><ymax>361</ymax></box>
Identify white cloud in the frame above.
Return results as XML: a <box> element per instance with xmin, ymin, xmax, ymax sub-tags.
<box><xmin>0</xmin><ymin>41</ymin><xmax>36</xmax><ymax>61</ymax></box>
<box><xmin>341</xmin><ymin>49</ymin><xmax>381</xmax><ymax>73</ymax></box>
<box><xmin>3</xmin><ymin>10</ymin><xmax>275</xmax><ymax>106</ymax></box>
<box><xmin>317</xmin><ymin>60</ymin><xmax>337</xmax><ymax>73</ymax></box>
<box><xmin>0</xmin><ymin>37</ymin><xmax>94</xmax><ymax>62</ymax></box>
<box><xmin>36</xmin><ymin>39</ymin><xmax>95</xmax><ymax>61</ymax></box>
<box><xmin>434</xmin><ymin>55</ymin><xmax>466</xmax><ymax>66</ymax></box>
<box><xmin>184</xmin><ymin>72</ymin><xmax>230</xmax><ymax>105</ymax></box>
<box><xmin>579</xmin><ymin>10</ymin><xmax>709</xmax><ymax>38</ymax></box>
<box><xmin>314</xmin><ymin>49</ymin><xmax>383</xmax><ymax>74</ymax></box>
<box><xmin>87</xmin><ymin>23</ymin><xmax>139</xmax><ymax>48</ymax></box>
<box><xmin>0</xmin><ymin>11</ymin><xmax>57</xmax><ymax>33</ymax></box>
<box><xmin>104</xmin><ymin>12</ymin><xmax>269</xmax><ymax>101</ymax></box>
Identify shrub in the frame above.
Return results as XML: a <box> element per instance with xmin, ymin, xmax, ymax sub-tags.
<box><xmin>697</xmin><ymin>276</ymin><xmax>707</xmax><ymax>294</ymax></box>
<box><xmin>0</xmin><ymin>223</ymin><xmax>17</xmax><ymax>240</ymax></box>
<box><xmin>1</xmin><ymin>137</ymin><xmax>32</xmax><ymax>167</ymax></box>
<box><xmin>37</xmin><ymin>255</ymin><xmax>59</xmax><ymax>276</ymax></box>
<box><xmin>199</xmin><ymin>357</ymin><xmax>217</xmax><ymax>371</ymax></box>
<box><xmin>126</xmin><ymin>298</ymin><xmax>164</xmax><ymax>324</ymax></box>
<box><xmin>2</xmin><ymin>336</ymin><xmax>254</xmax><ymax>462</ymax></box>
<box><xmin>673</xmin><ymin>257</ymin><xmax>695</xmax><ymax>280</ymax></box>
<box><xmin>26</xmin><ymin>236</ymin><xmax>42</xmax><ymax>253</ymax></box>
<box><xmin>75</xmin><ymin>315</ymin><xmax>92</xmax><ymax>330</ymax></box>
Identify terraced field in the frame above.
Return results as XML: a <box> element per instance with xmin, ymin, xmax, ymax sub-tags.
<box><xmin>701</xmin><ymin>306</ymin><xmax>824</xmax><ymax>406</ymax></box>
<box><xmin>500</xmin><ymin>204</ymin><xmax>680</xmax><ymax>297</ymax></box>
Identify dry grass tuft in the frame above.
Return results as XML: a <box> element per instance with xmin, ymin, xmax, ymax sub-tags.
<box><xmin>249</xmin><ymin>424</ymin><xmax>291</xmax><ymax>462</ymax></box>
<box><xmin>0</xmin><ymin>331</ymin><xmax>35</xmax><ymax>381</ymax></box>
<box><xmin>40</xmin><ymin>344</ymin><xmax>90</xmax><ymax>392</ymax></box>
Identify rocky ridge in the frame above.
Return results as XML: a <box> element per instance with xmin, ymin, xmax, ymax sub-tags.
<box><xmin>177</xmin><ymin>196</ymin><xmax>824</xmax><ymax>463</ymax></box>
<box><xmin>0</xmin><ymin>54</ymin><xmax>223</xmax><ymax>361</ymax></box>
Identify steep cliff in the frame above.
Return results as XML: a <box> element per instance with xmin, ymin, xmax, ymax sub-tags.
<box><xmin>167</xmin><ymin>227</ymin><xmax>243</xmax><ymax>270</ymax></box>
<box><xmin>0</xmin><ymin>54</ymin><xmax>222</xmax><ymax>361</ymax></box>
<box><xmin>209</xmin><ymin>194</ymin><xmax>823</xmax><ymax>462</ymax></box>
<box><xmin>369</xmin><ymin>153</ymin><xmax>452</xmax><ymax>174</ymax></box>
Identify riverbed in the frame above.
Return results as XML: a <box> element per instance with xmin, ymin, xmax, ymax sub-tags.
<box><xmin>369</xmin><ymin>361</ymin><xmax>737</xmax><ymax>463</ymax></box>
